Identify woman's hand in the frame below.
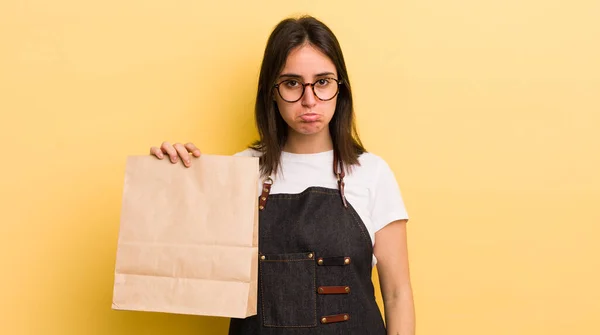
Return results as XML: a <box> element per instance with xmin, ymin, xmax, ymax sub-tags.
<box><xmin>149</xmin><ymin>141</ymin><xmax>201</xmax><ymax>167</ymax></box>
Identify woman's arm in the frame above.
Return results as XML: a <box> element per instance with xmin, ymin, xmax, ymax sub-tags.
<box><xmin>373</xmin><ymin>219</ymin><xmax>415</xmax><ymax>335</ymax></box>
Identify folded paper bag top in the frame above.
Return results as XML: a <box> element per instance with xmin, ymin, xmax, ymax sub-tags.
<box><xmin>112</xmin><ymin>154</ymin><xmax>259</xmax><ymax>318</ymax></box>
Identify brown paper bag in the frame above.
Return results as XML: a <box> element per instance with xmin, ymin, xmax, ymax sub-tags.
<box><xmin>112</xmin><ymin>154</ymin><xmax>259</xmax><ymax>318</ymax></box>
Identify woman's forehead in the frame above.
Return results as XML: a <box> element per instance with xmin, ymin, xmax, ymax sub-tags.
<box><xmin>279</xmin><ymin>44</ymin><xmax>337</xmax><ymax>78</ymax></box>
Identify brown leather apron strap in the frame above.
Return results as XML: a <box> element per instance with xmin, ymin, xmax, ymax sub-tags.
<box><xmin>317</xmin><ymin>256</ymin><xmax>352</xmax><ymax>266</ymax></box>
<box><xmin>320</xmin><ymin>313</ymin><xmax>351</xmax><ymax>324</ymax></box>
<box><xmin>258</xmin><ymin>177</ymin><xmax>273</xmax><ymax>211</ymax></box>
<box><xmin>333</xmin><ymin>151</ymin><xmax>349</xmax><ymax>208</ymax></box>
<box><xmin>318</xmin><ymin>286</ymin><xmax>351</xmax><ymax>294</ymax></box>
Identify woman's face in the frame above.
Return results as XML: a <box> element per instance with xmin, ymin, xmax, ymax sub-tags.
<box><xmin>274</xmin><ymin>44</ymin><xmax>338</xmax><ymax>137</ymax></box>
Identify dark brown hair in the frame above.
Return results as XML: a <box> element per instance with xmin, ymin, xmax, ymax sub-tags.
<box><xmin>251</xmin><ymin>15</ymin><xmax>366</xmax><ymax>177</ymax></box>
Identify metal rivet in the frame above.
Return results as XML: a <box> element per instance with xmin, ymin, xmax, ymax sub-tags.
<box><xmin>317</xmin><ymin>259</ymin><xmax>324</xmax><ymax>265</ymax></box>
<box><xmin>321</xmin><ymin>317</ymin><xmax>327</xmax><ymax>324</ymax></box>
<box><xmin>343</xmin><ymin>314</ymin><xmax>349</xmax><ymax>320</ymax></box>
<box><xmin>345</xmin><ymin>287</ymin><xmax>350</xmax><ymax>293</ymax></box>
<box><xmin>344</xmin><ymin>258</ymin><xmax>351</xmax><ymax>265</ymax></box>
<box><xmin>260</xmin><ymin>255</ymin><xmax>265</xmax><ymax>261</ymax></box>
<box><xmin>259</xmin><ymin>205</ymin><xmax>264</xmax><ymax>210</ymax></box>
<box><xmin>261</xmin><ymin>196</ymin><xmax>266</xmax><ymax>201</ymax></box>
<box><xmin>308</xmin><ymin>253</ymin><xmax>313</xmax><ymax>259</ymax></box>
<box><xmin>263</xmin><ymin>188</ymin><xmax>269</xmax><ymax>192</ymax></box>
<box><xmin>318</xmin><ymin>288</ymin><xmax>324</xmax><ymax>294</ymax></box>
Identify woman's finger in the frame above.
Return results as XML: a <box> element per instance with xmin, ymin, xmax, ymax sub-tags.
<box><xmin>174</xmin><ymin>142</ymin><xmax>192</xmax><ymax>167</ymax></box>
<box><xmin>149</xmin><ymin>146</ymin><xmax>164</xmax><ymax>159</ymax></box>
<box><xmin>160</xmin><ymin>141</ymin><xmax>179</xmax><ymax>163</ymax></box>
<box><xmin>185</xmin><ymin>142</ymin><xmax>202</xmax><ymax>157</ymax></box>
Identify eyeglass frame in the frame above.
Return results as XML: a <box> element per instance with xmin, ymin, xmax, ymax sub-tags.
<box><xmin>273</xmin><ymin>78</ymin><xmax>343</xmax><ymax>103</ymax></box>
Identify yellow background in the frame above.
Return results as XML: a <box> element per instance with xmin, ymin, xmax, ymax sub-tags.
<box><xmin>1</xmin><ymin>0</ymin><xmax>599</xmax><ymax>334</ymax></box>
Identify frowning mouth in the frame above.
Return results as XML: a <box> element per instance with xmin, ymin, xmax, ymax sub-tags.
<box><xmin>299</xmin><ymin>113</ymin><xmax>321</xmax><ymax>122</ymax></box>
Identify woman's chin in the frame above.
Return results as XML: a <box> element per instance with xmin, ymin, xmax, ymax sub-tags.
<box><xmin>291</xmin><ymin>123</ymin><xmax>326</xmax><ymax>136</ymax></box>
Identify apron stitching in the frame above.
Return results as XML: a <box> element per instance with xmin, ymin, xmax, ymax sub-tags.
<box><xmin>261</xmin><ymin>259</ymin><xmax>313</xmax><ymax>262</ymax></box>
<box><xmin>265</xmin><ymin>190</ymin><xmax>340</xmax><ymax>199</ymax></box>
<box><xmin>313</xmin><ymin>259</ymin><xmax>317</xmax><ymax>326</ymax></box>
<box><xmin>259</xmin><ymin>261</ymin><xmax>266</xmax><ymax>327</ymax></box>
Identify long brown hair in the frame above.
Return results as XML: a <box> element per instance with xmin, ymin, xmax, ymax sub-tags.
<box><xmin>251</xmin><ymin>15</ymin><xmax>366</xmax><ymax>177</ymax></box>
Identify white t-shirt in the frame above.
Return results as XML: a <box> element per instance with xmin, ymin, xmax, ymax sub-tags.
<box><xmin>234</xmin><ymin>148</ymin><xmax>409</xmax><ymax>265</ymax></box>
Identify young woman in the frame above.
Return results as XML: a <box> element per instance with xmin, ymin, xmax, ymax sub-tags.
<box><xmin>150</xmin><ymin>15</ymin><xmax>415</xmax><ymax>335</ymax></box>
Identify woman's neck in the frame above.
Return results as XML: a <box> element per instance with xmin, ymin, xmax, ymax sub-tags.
<box><xmin>283</xmin><ymin>129</ymin><xmax>333</xmax><ymax>154</ymax></box>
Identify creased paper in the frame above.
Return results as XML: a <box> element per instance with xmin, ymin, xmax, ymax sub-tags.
<box><xmin>112</xmin><ymin>154</ymin><xmax>259</xmax><ymax>318</ymax></box>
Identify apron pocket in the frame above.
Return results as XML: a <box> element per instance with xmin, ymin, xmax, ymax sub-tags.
<box><xmin>260</xmin><ymin>252</ymin><xmax>317</xmax><ymax>327</ymax></box>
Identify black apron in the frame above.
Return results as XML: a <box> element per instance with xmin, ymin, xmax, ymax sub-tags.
<box><xmin>228</xmin><ymin>154</ymin><xmax>386</xmax><ymax>334</ymax></box>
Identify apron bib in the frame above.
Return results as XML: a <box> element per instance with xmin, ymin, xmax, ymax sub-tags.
<box><xmin>228</xmin><ymin>154</ymin><xmax>386</xmax><ymax>334</ymax></box>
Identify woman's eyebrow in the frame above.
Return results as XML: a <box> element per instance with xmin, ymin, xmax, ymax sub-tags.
<box><xmin>278</xmin><ymin>73</ymin><xmax>302</xmax><ymax>79</ymax></box>
<box><xmin>278</xmin><ymin>72</ymin><xmax>337</xmax><ymax>80</ymax></box>
<box><xmin>314</xmin><ymin>72</ymin><xmax>336</xmax><ymax>77</ymax></box>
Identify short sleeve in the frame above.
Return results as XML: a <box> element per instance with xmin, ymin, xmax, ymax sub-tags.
<box><xmin>369</xmin><ymin>159</ymin><xmax>409</xmax><ymax>232</ymax></box>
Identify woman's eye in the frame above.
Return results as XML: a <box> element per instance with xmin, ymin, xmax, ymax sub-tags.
<box><xmin>285</xmin><ymin>80</ymin><xmax>299</xmax><ymax>87</ymax></box>
<box><xmin>316</xmin><ymin>79</ymin><xmax>330</xmax><ymax>86</ymax></box>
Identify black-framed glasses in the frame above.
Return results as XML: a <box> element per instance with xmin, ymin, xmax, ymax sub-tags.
<box><xmin>273</xmin><ymin>78</ymin><xmax>342</xmax><ymax>103</ymax></box>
